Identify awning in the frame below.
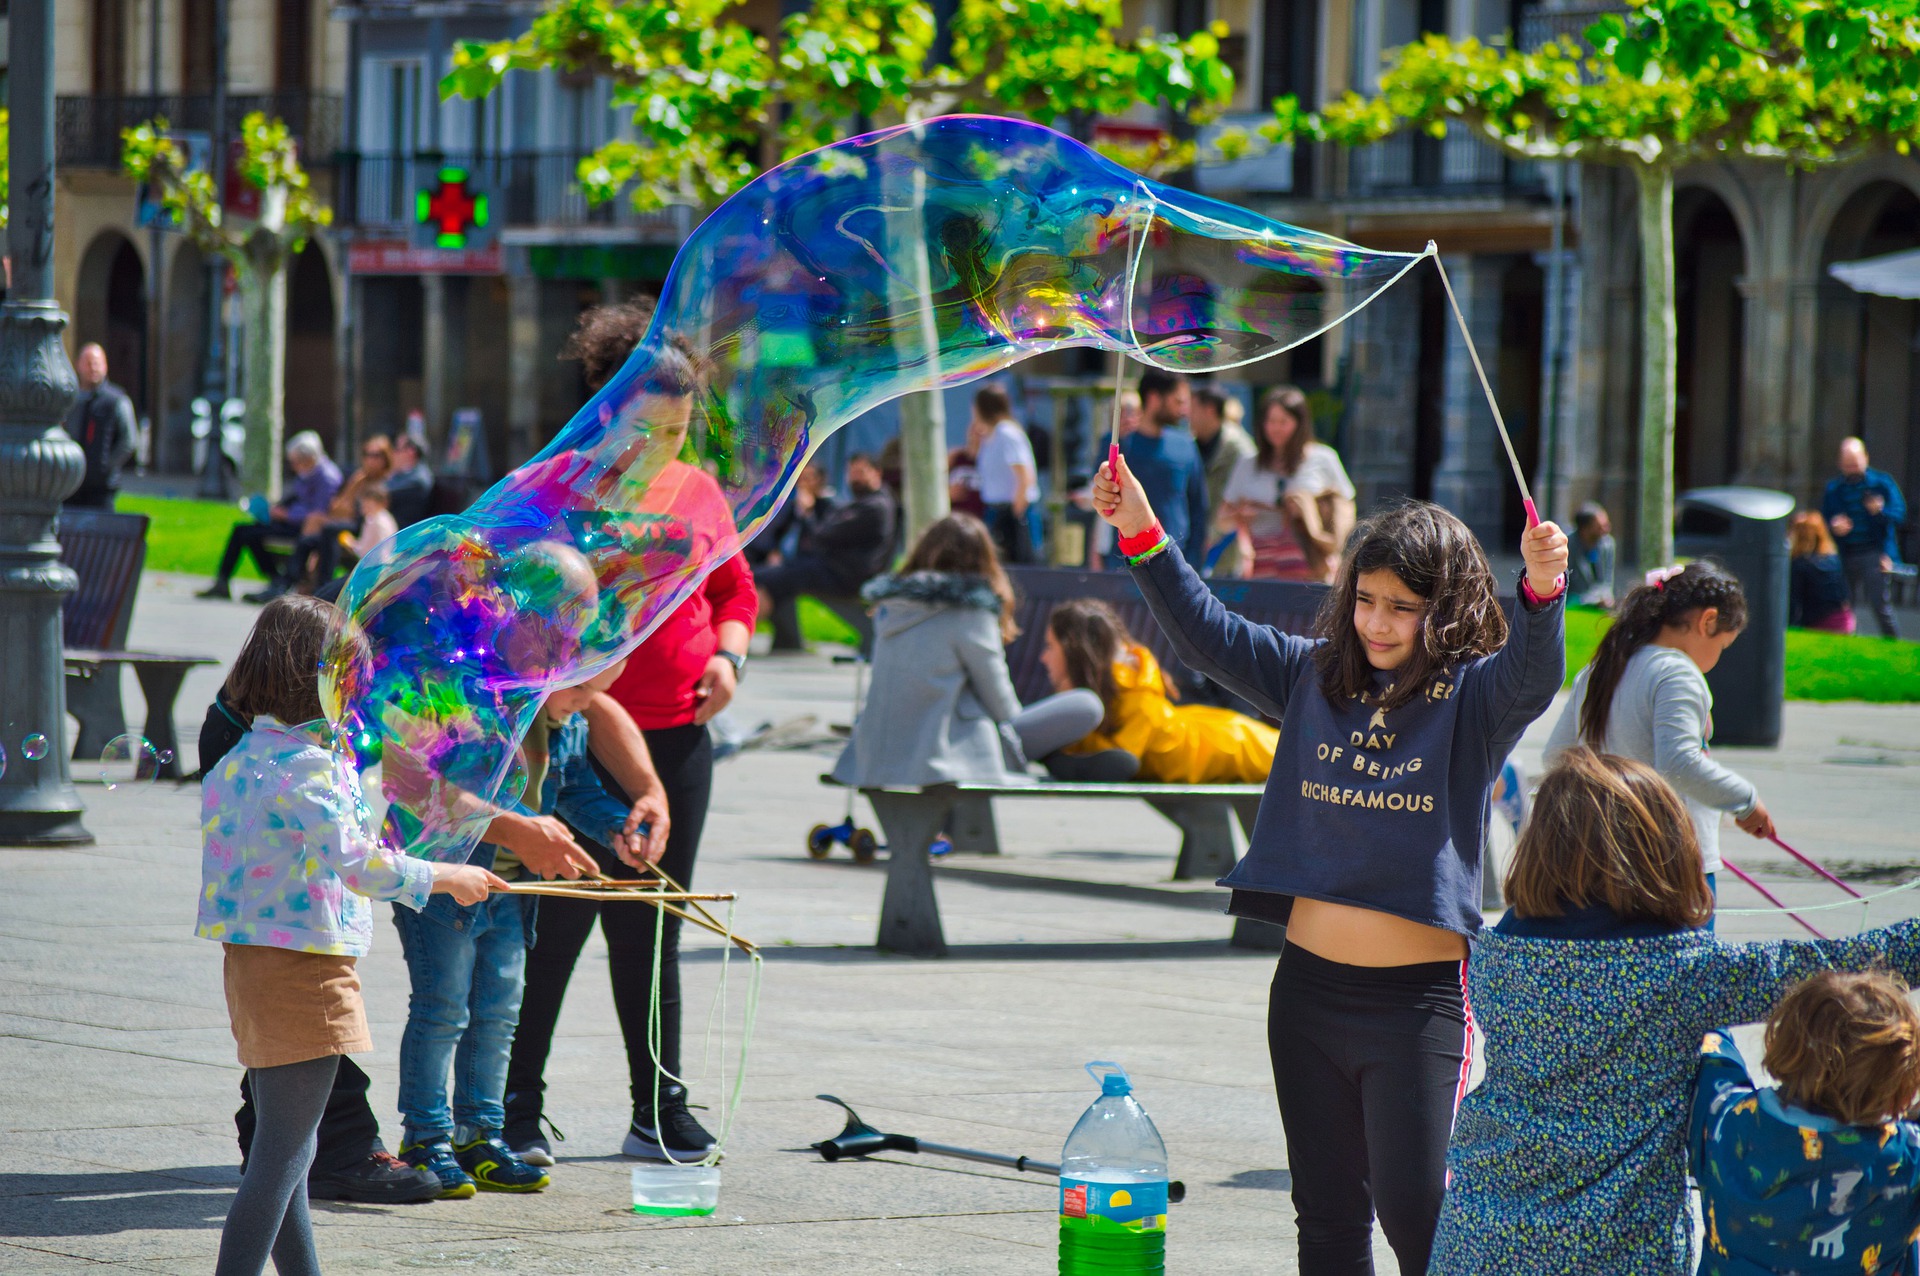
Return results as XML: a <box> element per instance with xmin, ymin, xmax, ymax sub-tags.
<box><xmin>1828</xmin><ymin>247</ymin><xmax>1920</xmax><ymax>300</ymax></box>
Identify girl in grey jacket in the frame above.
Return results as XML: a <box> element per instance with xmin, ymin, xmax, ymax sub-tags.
<box><xmin>831</xmin><ymin>515</ymin><xmax>1127</xmax><ymax>788</ymax></box>
<box><xmin>1545</xmin><ymin>561</ymin><xmax>1775</xmax><ymax>889</ymax></box>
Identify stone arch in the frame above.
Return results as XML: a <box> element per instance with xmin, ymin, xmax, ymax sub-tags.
<box><xmin>1671</xmin><ymin>187</ymin><xmax>1749</xmax><ymax>489</ymax></box>
<box><xmin>1796</xmin><ymin>155</ymin><xmax>1920</xmax><ymax>282</ymax></box>
<box><xmin>74</xmin><ymin>230</ymin><xmax>149</xmax><ymax>418</ymax></box>
<box><xmin>284</xmin><ymin>239</ymin><xmax>340</xmax><ymax>454</ymax></box>
<box><xmin>1811</xmin><ymin>178</ymin><xmax>1920</xmax><ymax>520</ymax></box>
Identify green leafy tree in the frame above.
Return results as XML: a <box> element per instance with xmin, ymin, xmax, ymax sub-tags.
<box><xmin>123</xmin><ymin>113</ymin><xmax>332</xmax><ymax>500</ymax></box>
<box><xmin>1268</xmin><ymin>4</ymin><xmax>1920</xmax><ymax>567</ymax></box>
<box><xmin>443</xmin><ymin>0</ymin><xmax>1237</xmax><ymax>542</ymax></box>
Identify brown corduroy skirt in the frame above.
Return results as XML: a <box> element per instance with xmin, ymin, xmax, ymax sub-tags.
<box><xmin>223</xmin><ymin>943</ymin><xmax>373</xmax><ymax>1069</ymax></box>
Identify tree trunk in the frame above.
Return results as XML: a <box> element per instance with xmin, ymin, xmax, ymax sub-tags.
<box><xmin>889</xmin><ymin>162</ymin><xmax>949</xmax><ymax>547</ymax></box>
<box><xmin>1634</xmin><ymin>163</ymin><xmax>1676</xmax><ymax>569</ymax></box>
<box><xmin>241</xmin><ymin>257</ymin><xmax>288</xmax><ymax>502</ymax></box>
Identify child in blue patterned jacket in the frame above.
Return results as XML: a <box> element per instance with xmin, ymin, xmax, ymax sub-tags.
<box><xmin>392</xmin><ymin>656</ymin><xmax>646</xmax><ymax>1198</ymax></box>
<box><xmin>200</xmin><ymin>596</ymin><xmax>504</xmax><ymax>1276</ymax></box>
<box><xmin>1692</xmin><ymin>970</ymin><xmax>1920</xmax><ymax>1276</ymax></box>
<box><xmin>1431</xmin><ymin>749</ymin><xmax>1920</xmax><ymax>1276</ymax></box>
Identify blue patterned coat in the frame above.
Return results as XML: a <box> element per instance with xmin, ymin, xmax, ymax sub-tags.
<box><xmin>1431</xmin><ymin>921</ymin><xmax>1920</xmax><ymax>1275</ymax></box>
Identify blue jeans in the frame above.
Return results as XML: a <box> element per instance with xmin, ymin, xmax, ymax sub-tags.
<box><xmin>1705</xmin><ymin>872</ymin><xmax>1716</xmax><ymax>932</ymax></box>
<box><xmin>393</xmin><ymin>894</ymin><xmax>528</xmax><ymax>1143</ymax></box>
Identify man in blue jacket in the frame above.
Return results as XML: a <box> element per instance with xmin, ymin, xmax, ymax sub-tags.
<box><xmin>1822</xmin><ymin>437</ymin><xmax>1907</xmax><ymax>638</ymax></box>
<box><xmin>1108</xmin><ymin>368</ymin><xmax>1210</xmax><ymax>567</ymax></box>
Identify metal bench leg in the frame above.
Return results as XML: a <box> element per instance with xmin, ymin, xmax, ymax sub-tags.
<box><xmin>1147</xmin><ymin>798</ymin><xmax>1239</xmax><ymax>881</ymax></box>
<box><xmin>64</xmin><ymin>668</ymin><xmax>127</xmax><ymax>765</ymax></box>
<box><xmin>130</xmin><ymin>664</ymin><xmax>194</xmax><ymax>780</ymax></box>
<box><xmin>946</xmin><ymin>794</ymin><xmax>1000</xmax><ymax>855</ymax></box>
<box><xmin>867</xmin><ymin>790</ymin><xmax>955</xmax><ymax>957</ymax></box>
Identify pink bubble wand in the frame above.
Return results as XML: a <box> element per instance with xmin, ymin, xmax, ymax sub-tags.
<box><xmin>1721</xmin><ymin>857</ymin><xmax>1826</xmax><ymax>938</ymax></box>
<box><xmin>1767</xmin><ymin>833</ymin><xmax>1864</xmax><ymax>900</ymax></box>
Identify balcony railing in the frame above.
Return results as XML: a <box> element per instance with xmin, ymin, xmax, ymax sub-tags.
<box><xmin>56</xmin><ymin>92</ymin><xmax>344</xmax><ymax>168</ymax></box>
<box><xmin>1517</xmin><ymin>2</ymin><xmax>1629</xmax><ymax>53</ymax></box>
<box><xmin>338</xmin><ymin>152</ymin><xmax>685</xmax><ymax>236</ymax></box>
<box><xmin>1347</xmin><ymin>129</ymin><xmax>1539</xmax><ymax>199</ymax></box>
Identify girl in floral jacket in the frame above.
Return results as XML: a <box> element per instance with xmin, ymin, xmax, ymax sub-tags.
<box><xmin>1432</xmin><ymin>750</ymin><xmax>1920</xmax><ymax>1275</ymax></box>
<box><xmin>199</xmin><ymin>596</ymin><xmax>502</xmax><ymax>1276</ymax></box>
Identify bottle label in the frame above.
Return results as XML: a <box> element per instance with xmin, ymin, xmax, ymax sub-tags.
<box><xmin>1059</xmin><ymin>1177</ymin><xmax>1168</xmax><ymax>1230</ymax></box>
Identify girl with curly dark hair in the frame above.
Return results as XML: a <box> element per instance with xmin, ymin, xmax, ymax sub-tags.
<box><xmin>1092</xmin><ymin>461</ymin><xmax>1568</xmax><ymax>1276</ymax></box>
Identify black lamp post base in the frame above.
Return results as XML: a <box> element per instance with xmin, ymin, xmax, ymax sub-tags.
<box><xmin>0</xmin><ymin>810</ymin><xmax>96</xmax><ymax>847</ymax></box>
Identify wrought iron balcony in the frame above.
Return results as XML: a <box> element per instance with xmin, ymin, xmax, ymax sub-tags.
<box><xmin>55</xmin><ymin>92</ymin><xmax>344</xmax><ymax>168</ymax></box>
<box><xmin>337</xmin><ymin>152</ymin><xmax>685</xmax><ymax>236</ymax></box>
<box><xmin>1346</xmin><ymin>128</ymin><xmax>1540</xmax><ymax>199</ymax></box>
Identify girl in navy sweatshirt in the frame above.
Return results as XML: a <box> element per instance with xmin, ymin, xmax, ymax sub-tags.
<box><xmin>1093</xmin><ymin>461</ymin><xmax>1568</xmax><ymax>1275</ymax></box>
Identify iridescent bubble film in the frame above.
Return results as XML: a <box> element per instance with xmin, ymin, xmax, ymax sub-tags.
<box><xmin>323</xmin><ymin>114</ymin><xmax>1424</xmax><ymax>863</ymax></box>
<box><xmin>20</xmin><ymin>734</ymin><xmax>49</xmax><ymax>761</ymax></box>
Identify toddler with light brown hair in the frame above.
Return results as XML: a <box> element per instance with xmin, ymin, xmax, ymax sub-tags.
<box><xmin>1430</xmin><ymin>749</ymin><xmax>1920</xmax><ymax>1275</ymax></box>
<box><xmin>1690</xmin><ymin>970</ymin><xmax>1920</xmax><ymax>1275</ymax></box>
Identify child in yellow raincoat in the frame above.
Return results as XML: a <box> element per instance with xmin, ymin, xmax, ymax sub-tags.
<box><xmin>1041</xmin><ymin>599</ymin><xmax>1278</xmax><ymax>784</ymax></box>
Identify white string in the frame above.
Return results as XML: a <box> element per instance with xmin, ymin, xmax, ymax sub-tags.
<box><xmin>644</xmin><ymin>893</ymin><xmax>763</xmax><ymax>1169</ymax></box>
<box><xmin>1428</xmin><ymin>244</ymin><xmax>1539</xmax><ymax>521</ymax></box>
<box><xmin>1717</xmin><ymin>872</ymin><xmax>1920</xmax><ymax>921</ymax></box>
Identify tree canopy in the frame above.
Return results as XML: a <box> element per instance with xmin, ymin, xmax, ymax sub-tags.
<box><xmin>442</xmin><ymin>0</ymin><xmax>1238</xmax><ymax>210</ymax></box>
<box><xmin>1267</xmin><ymin>0</ymin><xmax>1920</xmax><ymax>566</ymax></box>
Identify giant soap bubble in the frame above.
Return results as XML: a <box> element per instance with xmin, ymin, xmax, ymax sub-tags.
<box><xmin>323</xmin><ymin>114</ymin><xmax>1425</xmax><ymax>863</ymax></box>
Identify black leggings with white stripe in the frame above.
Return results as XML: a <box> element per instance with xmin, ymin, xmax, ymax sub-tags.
<box><xmin>1268</xmin><ymin>943</ymin><xmax>1471</xmax><ymax>1276</ymax></box>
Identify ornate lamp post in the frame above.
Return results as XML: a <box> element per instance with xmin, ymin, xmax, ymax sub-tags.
<box><xmin>0</xmin><ymin>0</ymin><xmax>93</xmax><ymax>846</ymax></box>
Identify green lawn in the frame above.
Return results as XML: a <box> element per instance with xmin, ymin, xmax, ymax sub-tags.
<box><xmin>1564</xmin><ymin>606</ymin><xmax>1920</xmax><ymax>703</ymax></box>
<box><xmin>119</xmin><ymin>494</ymin><xmax>265</xmax><ymax>581</ymax></box>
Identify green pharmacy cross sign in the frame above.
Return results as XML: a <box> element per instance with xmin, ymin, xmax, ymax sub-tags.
<box><xmin>416</xmin><ymin>166</ymin><xmax>490</xmax><ymax>249</ymax></box>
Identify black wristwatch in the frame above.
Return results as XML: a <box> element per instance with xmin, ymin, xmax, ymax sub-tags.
<box><xmin>716</xmin><ymin>648</ymin><xmax>747</xmax><ymax>680</ymax></box>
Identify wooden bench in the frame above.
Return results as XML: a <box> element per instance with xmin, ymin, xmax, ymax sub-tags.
<box><xmin>58</xmin><ymin>509</ymin><xmax>216</xmax><ymax>780</ymax></box>
<box><xmin>826</xmin><ymin>777</ymin><xmax>1283</xmax><ymax>957</ymax></box>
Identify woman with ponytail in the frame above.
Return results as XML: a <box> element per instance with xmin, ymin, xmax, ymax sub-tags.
<box><xmin>1543</xmin><ymin>561</ymin><xmax>1775</xmax><ymax>901</ymax></box>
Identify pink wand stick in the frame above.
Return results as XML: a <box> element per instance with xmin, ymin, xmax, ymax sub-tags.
<box><xmin>1721</xmin><ymin>858</ymin><xmax>1826</xmax><ymax>938</ymax></box>
<box><xmin>1767</xmin><ymin>834</ymin><xmax>1863</xmax><ymax>899</ymax></box>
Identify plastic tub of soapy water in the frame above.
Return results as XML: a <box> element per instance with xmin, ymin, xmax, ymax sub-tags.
<box><xmin>631</xmin><ymin>1163</ymin><xmax>721</xmax><ymax>1216</ymax></box>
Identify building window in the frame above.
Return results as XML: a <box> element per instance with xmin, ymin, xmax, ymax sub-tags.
<box><xmin>93</xmin><ymin>0</ymin><xmax>130</xmax><ymax>96</ymax></box>
<box><xmin>277</xmin><ymin>0</ymin><xmax>312</xmax><ymax>91</ymax></box>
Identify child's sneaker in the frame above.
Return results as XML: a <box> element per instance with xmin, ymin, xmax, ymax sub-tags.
<box><xmin>502</xmin><ymin>1109</ymin><xmax>563</xmax><ymax>1168</ymax></box>
<box><xmin>453</xmin><ymin>1132</ymin><xmax>550</xmax><ymax>1192</ymax></box>
<box><xmin>398</xmin><ymin>1139</ymin><xmax>477</xmax><ymax>1200</ymax></box>
<box><xmin>623</xmin><ymin>1084</ymin><xmax>717</xmax><ymax>1161</ymax></box>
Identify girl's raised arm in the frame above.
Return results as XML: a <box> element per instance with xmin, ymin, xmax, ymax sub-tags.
<box><xmin>1471</xmin><ymin>521</ymin><xmax>1569</xmax><ymax>751</ymax></box>
<box><xmin>1707</xmin><ymin>919</ymin><xmax>1920</xmax><ymax>1028</ymax></box>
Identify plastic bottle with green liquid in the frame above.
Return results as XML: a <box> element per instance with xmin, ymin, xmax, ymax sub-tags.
<box><xmin>1058</xmin><ymin>1062</ymin><xmax>1167</xmax><ymax>1275</ymax></box>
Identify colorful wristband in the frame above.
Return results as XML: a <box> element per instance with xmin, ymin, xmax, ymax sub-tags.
<box><xmin>1520</xmin><ymin>573</ymin><xmax>1566</xmax><ymax>605</ymax></box>
<box><xmin>1116</xmin><ymin>522</ymin><xmax>1166</xmax><ymax>558</ymax></box>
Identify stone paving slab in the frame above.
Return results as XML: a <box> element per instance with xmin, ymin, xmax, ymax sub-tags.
<box><xmin>3</xmin><ymin>571</ymin><xmax>1917</xmax><ymax>1272</ymax></box>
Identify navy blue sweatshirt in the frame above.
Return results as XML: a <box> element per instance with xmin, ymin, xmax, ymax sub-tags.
<box><xmin>1130</xmin><ymin>544</ymin><xmax>1565</xmax><ymax>935</ymax></box>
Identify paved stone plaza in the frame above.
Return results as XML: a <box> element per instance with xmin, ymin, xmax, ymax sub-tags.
<box><xmin>3</xmin><ymin>572</ymin><xmax>1918</xmax><ymax>1273</ymax></box>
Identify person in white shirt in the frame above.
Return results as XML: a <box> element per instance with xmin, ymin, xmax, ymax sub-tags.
<box><xmin>1218</xmin><ymin>385</ymin><xmax>1356</xmax><ymax>582</ymax></box>
<box><xmin>971</xmin><ymin>383</ymin><xmax>1042</xmax><ymax>564</ymax></box>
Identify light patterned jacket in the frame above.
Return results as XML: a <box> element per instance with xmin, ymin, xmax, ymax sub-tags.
<box><xmin>198</xmin><ymin>716</ymin><xmax>433</xmax><ymax>955</ymax></box>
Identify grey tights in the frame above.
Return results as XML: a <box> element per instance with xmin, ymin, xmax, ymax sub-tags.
<box><xmin>216</xmin><ymin>1054</ymin><xmax>338</xmax><ymax>1276</ymax></box>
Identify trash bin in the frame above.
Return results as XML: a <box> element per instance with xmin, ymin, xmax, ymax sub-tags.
<box><xmin>1673</xmin><ymin>486</ymin><xmax>1794</xmax><ymax>747</ymax></box>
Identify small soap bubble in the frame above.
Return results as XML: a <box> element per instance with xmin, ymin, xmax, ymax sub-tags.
<box><xmin>21</xmin><ymin>733</ymin><xmax>49</xmax><ymax>761</ymax></box>
<box><xmin>0</xmin><ymin>742</ymin><xmax>7</xmax><ymax>781</ymax></box>
<box><xmin>99</xmin><ymin>734</ymin><xmax>164</xmax><ymax>790</ymax></box>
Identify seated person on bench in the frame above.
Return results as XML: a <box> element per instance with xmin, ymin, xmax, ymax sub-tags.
<box><xmin>831</xmin><ymin>515</ymin><xmax>1125</xmax><ymax>788</ymax></box>
<box><xmin>756</xmin><ymin>452</ymin><xmax>896</xmax><ymax>649</ymax></box>
<box><xmin>198</xmin><ymin>431</ymin><xmax>342</xmax><ymax>602</ymax></box>
<box><xmin>1043</xmin><ymin>599</ymin><xmax>1278</xmax><ymax>784</ymax></box>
